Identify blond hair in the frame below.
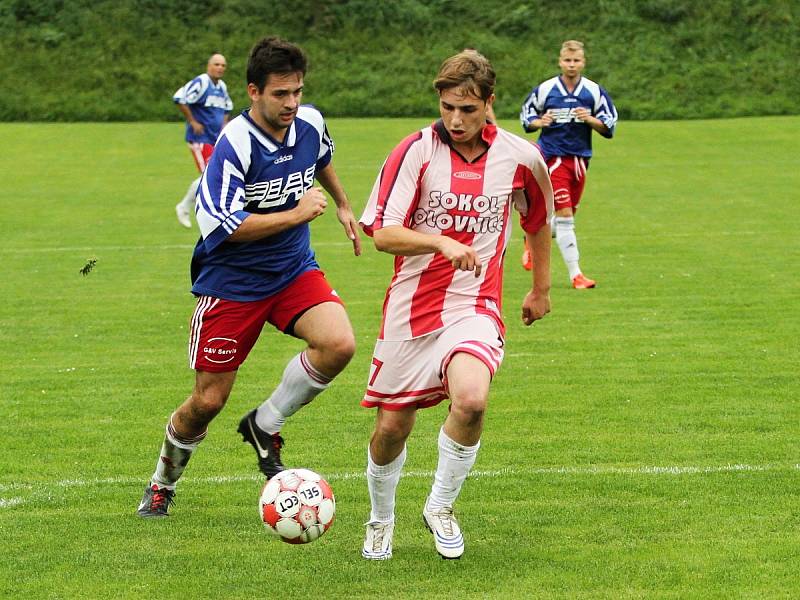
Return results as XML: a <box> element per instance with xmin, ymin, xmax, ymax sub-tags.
<box><xmin>433</xmin><ymin>50</ymin><xmax>495</xmax><ymax>101</ymax></box>
<box><xmin>560</xmin><ymin>40</ymin><xmax>585</xmax><ymax>55</ymax></box>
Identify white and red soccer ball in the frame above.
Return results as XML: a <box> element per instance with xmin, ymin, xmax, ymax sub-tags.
<box><xmin>259</xmin><ymin>468</ymin><xmax>335</xmax><ymax>544</ymax></box>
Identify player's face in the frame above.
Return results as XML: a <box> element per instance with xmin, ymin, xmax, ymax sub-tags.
<box><xmin>439</xmin><ymin>86</ymin><xmax>492</xmax><ymax>147</ymax></box>
<box><xmin>559</xmin><ymin>50</ymin><xmax>585</xmax><ymax>80</ymax></box>
<box><xmin>248</xmin><ymin>72</ymin><xmax>304</xmax><ymax>138</ymax></box>
<box><xmin>207</xmin><ymin>54</ymin><xmax>227</xmax><ymax>82</ymax></box>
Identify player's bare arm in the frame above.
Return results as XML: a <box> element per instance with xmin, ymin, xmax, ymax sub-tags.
<box><xmin>574</xmin><ymin>107</ymin><xmax>609</xmax><ymax>135</ymax></box>
<box><xmin>529</xmin><ymin>110</ymin><xmax>555</xmax><ymax>130</ymax></box>
<box><xmin>228</xmin><ymin>187</ymin><xmax>327</xmax><ymax>242</ymax></box>
<box><xmin>521</xmin><ymin>225</ymin><xmax>551</xmax><ymax>325</ymax></box>
<box><xmin>373</xmin><ymin>225</ymin><xmax>482</xmax><ymax>277</ymax></box>
<box><xmin>316</xmin><ymin>163</ymin><xmax>361</xmax><ymax>256</ymax></box>
<box><xmin>178</xmin><ymin>103</ymin><xmax>204</xmax><ymax>135</ymax></box>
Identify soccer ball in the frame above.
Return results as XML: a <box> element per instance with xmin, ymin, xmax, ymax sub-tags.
<box><xmin>259</xmin><ymin>468</ymin><xmax>335</xmax><ymax>544</ymax></box>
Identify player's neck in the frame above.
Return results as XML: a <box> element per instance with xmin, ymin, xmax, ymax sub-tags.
<box><xmin>451</xmin><ymin>137</ymin><xmax>487</xmax><ymax>162</ymax></box>
<box><xmin>561</xmin><ymin>74</ymin><xmax>581</xmax><ymax>91</ymax></box>
<box><xmin>248</xmin><ymin>108</ymin><xmax>289</xmax><ymax>143</ymax></box>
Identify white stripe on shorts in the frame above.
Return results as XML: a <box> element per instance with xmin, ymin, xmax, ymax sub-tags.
<box><xmin>188</xmin><ymin>296</ymin><xmax>219</xmax><ymax>369</ymax></box>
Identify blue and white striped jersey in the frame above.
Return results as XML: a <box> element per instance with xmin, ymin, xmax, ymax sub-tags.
<box><xmin>190</xmin><ymin>106</ymin><xmax>334</xmax><ymax>301</ymax></box>
<box><xmin>519</xmin><ymin>76</ymin><xmax>617</xmax><ymax>159</ymax></box>
<box><xmin>173</xmin><ymin>73</ymin><xmax>233</xmax><ymax>145</ymax></box>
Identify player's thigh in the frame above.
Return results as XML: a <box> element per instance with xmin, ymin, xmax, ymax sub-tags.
<box><xmin>293</xmin><ymin>301</ymin><xmax>354</xmax><ymax>353</ymax></box>
<box><xmin>436</xmin><ymin>316</ymin><xmax>504</xmax><ymax>405</ymax></box>
<box><xmin>570</xmin><ymin>157</ymin><xmax>587</xmax><ymax>211</ymax></box>
<box><xmin>445</xmin><ymin>353</ymin><xmax>491</xmax><ymax>413</ymax></box>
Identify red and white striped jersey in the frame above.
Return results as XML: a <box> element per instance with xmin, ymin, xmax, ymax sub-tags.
<box><xmin>360</xmin><ymin>121</ymin><xmax>553</xmax><ymax>341</ymax></box>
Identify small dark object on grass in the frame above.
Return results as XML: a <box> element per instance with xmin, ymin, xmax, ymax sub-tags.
<box><xmin>80</xmin><ymin>259</ymin><xmax>97</xmax><ymax>276</ymax></box>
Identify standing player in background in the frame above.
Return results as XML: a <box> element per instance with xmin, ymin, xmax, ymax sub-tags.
<box><xmin>137</xmin><ymin>36</ymin><xmax>361</xmax><ymax>518</ymax></box>
<box><xmin>358</xmin><ymin>50</ymin><xmax>553</xmax><ymax>559</ymax></box>
<box><xmin>172</xmin><ymin>53</ymin><xmax>233</xmax><ymax>228</ymax></box>
<box><xmin>520</xmin><ymin>40</ymin><xmax>617</xmax><ymax>288</ymax></box>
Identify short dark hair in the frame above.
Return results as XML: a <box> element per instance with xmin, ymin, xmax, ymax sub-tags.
<box><xmin>247</xmin><ymin>37</ymin><xmax>307</xmax><ymax>91</ymax></box>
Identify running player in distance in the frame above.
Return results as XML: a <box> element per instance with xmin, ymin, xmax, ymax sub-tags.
<box><xmin>520</xmin><ymin>40</ymin><xmax>617</xmax><ymax>289</ymax></box>
<box><xmin>172</xmin><ymin>53</ymin><xmax>233</xmax><ymax>228</ymax></box>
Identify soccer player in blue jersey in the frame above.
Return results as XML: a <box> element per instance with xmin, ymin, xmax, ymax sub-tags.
<box><xmin>173</xmin><ymin>53</ymin><xmax>233</xmax><ymax>228</ymax></box>
<box><xmin>520</xmin><ymin>40</ymin><xmax>617</xmax><ymax>289</ymax></box>
<box><xmin>138</xmin><ymin>37</ymin><xmax>361</xmax><ymax>517</ymax></box>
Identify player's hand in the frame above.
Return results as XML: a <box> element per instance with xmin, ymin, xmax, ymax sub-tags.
<box><xmin>438</xmin><ymin>237</ymin><xmax>482</xmax><ymax>278</ymax></box>
<box><xmin>294</xmin><ymin>187</ymin><xmax>327</xmax><ymax>222</ymax></box>
<box><xmin>539</xmin><ymin>111</ymin><xmax>555</xmax><ymax>127</ymax></box>
<box><xmin>190</xmin><ymin>121</ymin><xmax>205</xmax><ymax>135</ymax></box>
<box><xmin>521</xmin><ymin>289</ymin><xmax>550</xmax><ymax>326</ymax></box>
<box><xmin>574</xmin><ymin>108</ymin><xmax>592</xmax><ymax>122</ymax></box>
<box><xmin>336</xmin><ymin>205</ymin><xmax>362</xmax><ymax>256</ymax></box>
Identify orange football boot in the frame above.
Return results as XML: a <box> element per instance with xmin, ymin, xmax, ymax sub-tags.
<box><xmin>571</xmin><ymin>274</ymin><xmax>596</xmax><ymax>289</ymax></box>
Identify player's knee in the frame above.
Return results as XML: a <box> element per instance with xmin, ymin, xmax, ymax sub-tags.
<box><xmin>450</xmin><ymin>393</ymin><xmax>487</xmax><ymax>425</ymax></box>
<box><xmin>189</xmin><ymin>387</ymin><xmax>229</xmax><ymax>420</ymax></box>
<box><xmin>323</xmin><ymin>330</ymin><xmax>356</xmax><ymax>368</ymax></box>
<box><xmin>374</xmin><ymin>420</ymin><xmax>412</xmax><ymax>446</ymax></box>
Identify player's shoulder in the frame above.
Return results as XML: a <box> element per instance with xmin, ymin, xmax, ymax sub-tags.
<box><xmin>297</xmin><ymin>104</ymin><xmax>325</xmax><ymax>129</ymax></box>
<box><xmin>494</xmin><ymin>127</ymin><xmax>544</xmax><ymax>161</ymax></box>
<box><xmin>539</xmin><ymin>76</ymin><xmax>561</xmax><ymax>93</ymax></box>
<box><xmin>578</xmin><ymin>76</ymin><xmax>608</xmax><ymax>98</ymax></box>
<box><xmin>398</xmin><ymin>124</ymin><xmax>434</xmax><ymax>155</ymax></box>
<box><xmin>215</xmin><ymin>113</ymin><xmax>256</xmax><ymax>157</ymax></box>
<box><xmin>192</xmin><ymin>73</ymin><xmax>212</xmax><ymax>90</ymax></box>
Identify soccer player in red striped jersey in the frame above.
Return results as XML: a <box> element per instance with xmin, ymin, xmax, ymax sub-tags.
<box><xmin>359</xmin><ymin>50</ymin><xmax>554</xmax><ymax>560</ymax></box>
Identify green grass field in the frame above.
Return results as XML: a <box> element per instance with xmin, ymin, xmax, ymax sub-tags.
<box><xmin>1</xmin><ymin>116</ymin><xmax>798</xmax><ymax>598</ymax></box>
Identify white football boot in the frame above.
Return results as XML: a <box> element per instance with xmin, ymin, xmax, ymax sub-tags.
<box><xmin>422</xmin><ymin>498</ymin><xmax>464</xmax><ymax>559</ymax></box>
<box><xmin>362</xmin><ymin>520</ymin><xmax>394</xmax><ymax>560</ymax></box>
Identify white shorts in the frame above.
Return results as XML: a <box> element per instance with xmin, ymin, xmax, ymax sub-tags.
<box><xmin>362</xmin><ymin>316</ymin><xmax>505</xmax><ymax>411</ymax></box>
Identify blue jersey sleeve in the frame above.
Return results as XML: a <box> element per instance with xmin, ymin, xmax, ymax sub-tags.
<box><xmin>196</xmin><ymin>133</ymin><xmax>251</xmax><ymax>252</ymax></box>
<box><xmin>594</xmin><ymin>86</ymin><xmax>618</xmax><ymax>139</ymax></box>
<box><xmin>520</xmin><ymin>86</ymin><xmax>543</xmax><ymax>133</ymax></box>
<box><xmin>173</xmin><ymin>75</ymin><xmax>206</xmax><ymax>106</ymax></box>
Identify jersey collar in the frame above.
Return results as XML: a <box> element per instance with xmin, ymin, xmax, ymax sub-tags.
<box><xmin>241</xmin><ymin>109</ymin><xmax>297</xmax><ymax>152</ymax></box>
<box><xmin>432</xmin><ymin>119</ymin><xmax>496</xmax><ymax>163</ymax></box>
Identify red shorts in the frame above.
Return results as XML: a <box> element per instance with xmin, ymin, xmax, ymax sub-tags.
<box><xmin>188</xmin><ymin>270</ymin><xmax>343</xmax><ymax>372</ymax></box>
<box><xmin>188</xmin><ymin>142</ymin><xmax>214</xmax><ymax>173</ymax></box>
<box><xmin>548</xmin><ymin>156</ymin><xmax>587</xmax><ymax>213</ymax></box>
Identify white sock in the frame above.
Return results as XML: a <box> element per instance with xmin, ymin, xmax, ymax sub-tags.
<box><xmin>178</xmin><ymin>177</ymin><xmax>201</xmax><ymax>211</ymax></box>
<box><xmin>255</xmin><ymin>351</ymin><xmax>331</xmax><ymax>434</ymax></box>
<box><xmin>427</xmin><ymin>428</ymin><xmax>480</xmax><ymax>510</ymax></box>
<box><xmin>554</xmin><ymin>216</ymin><xmax>582</xmax><ymax>280</ymax></box>
<box><xmin>151</xmin><ymin>414</ymin><xmax>206</xmax><ymax>490</ymax></box>
<box><xmin>367</xmin><ymin>445</ymin><xmax>406</xmax><ymax>523</ymax></box>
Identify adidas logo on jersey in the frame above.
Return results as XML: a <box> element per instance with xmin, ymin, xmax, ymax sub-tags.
<box><xmin>274</xmin><ymin>154</ymin><xmax>293</xmax><ymax>164</ymax></box>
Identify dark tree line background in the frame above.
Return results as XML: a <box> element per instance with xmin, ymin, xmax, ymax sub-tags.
<box><xmin>1</xmin><ymin>0</ymin><xmax>797</xmax><ymax>121</ymax></box>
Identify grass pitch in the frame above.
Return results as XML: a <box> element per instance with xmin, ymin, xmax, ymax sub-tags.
<box><xmin>1</xmin><ymin>117</ymin><xmax>798</xmax><ymax>598</ymax></box>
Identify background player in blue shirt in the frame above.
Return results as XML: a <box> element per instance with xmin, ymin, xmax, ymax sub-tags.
<box><xmin>138</xmin><ymin>37</ymin><xmax>361</xmax><ymax>517</ymax></box>
<box><xmin>520</xmin><ymin>40</ymin><xmax>617</xmax><ymax>289</ymax></box>
<box><xmin>172</xmin><ymin>53</ymin><xmax>233</xmax><ymax>228</ymax></box>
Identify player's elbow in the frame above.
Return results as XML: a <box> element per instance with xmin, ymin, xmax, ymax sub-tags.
<box><xmin>372</xmin><ymin>230</ymin><xmax>394</xmax><ymax>254</ymax></box>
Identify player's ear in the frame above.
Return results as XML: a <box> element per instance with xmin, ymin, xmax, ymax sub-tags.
<box><xmin>247</xmin><ymin>82</ymin><xmax>261</xmax><ymax>102</ymax></box>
